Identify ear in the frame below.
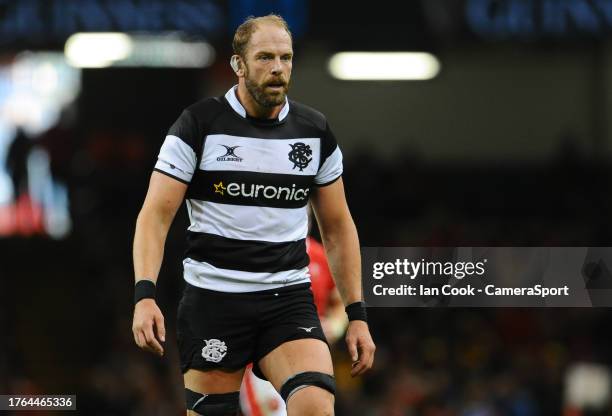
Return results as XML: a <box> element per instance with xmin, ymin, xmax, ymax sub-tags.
<box><xmin>230</xmin><ymin>55</ymin><xmax>244</xmax><ymax>76</ymax></box>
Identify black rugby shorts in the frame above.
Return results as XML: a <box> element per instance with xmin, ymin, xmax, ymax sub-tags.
<box><xmin>177</xmin><ymin>282</ymin><xmax>328</xmax><ymax>379</ymax></box>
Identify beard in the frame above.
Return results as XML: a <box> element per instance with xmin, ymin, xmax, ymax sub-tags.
<box><xmin>244</xmin><ymin>68</ymin><xmax>289</xmax><ymax>108</ymax></box>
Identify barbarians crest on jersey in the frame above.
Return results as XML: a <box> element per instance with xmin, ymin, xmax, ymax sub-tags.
<box><xmin>217</xmin><ymin>145</ymin><xmax>243</xmax><ymax>162</ymax></box>
<box><xmin>201</xmin><ymin>339</ymin><xmax>227</xmax><ymax>363</ymax></box>
<box><xmin>288</xmin><ymin>142</ymin><xmax>312</xmax><ymax>171</ymax></box>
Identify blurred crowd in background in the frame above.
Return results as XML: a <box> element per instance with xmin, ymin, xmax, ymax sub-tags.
<box><xmin>3</xmin><ymin>0</ymin><xmax>612</xmax><ymax>415</ymax></box>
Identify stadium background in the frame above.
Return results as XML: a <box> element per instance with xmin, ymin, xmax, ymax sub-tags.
<box><xmin>2</xmin><ymin>0</ymin><xmax>612</xmax><ymax>414</ymax></box>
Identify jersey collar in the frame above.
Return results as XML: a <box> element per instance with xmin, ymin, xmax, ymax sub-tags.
<box><xmin>225</xmin><ymin>85</ymin><xmax>290</xmax><ymax>122</ymax></box>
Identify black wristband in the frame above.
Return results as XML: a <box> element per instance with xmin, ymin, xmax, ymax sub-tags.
<box><xmin>134</xmin><ymin>279</ymin><xmax>156</xmax><ymax>304</ymax></box>
<box><xmin>345</xmin><ymin>301</ymin><xmax>367</xmax><ymax>322</ymax></box>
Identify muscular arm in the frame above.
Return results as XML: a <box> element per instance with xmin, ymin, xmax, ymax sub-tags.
<box><xmin>310</xmin><ymin>178</ymin><xmax>361</xmax><ymax>305</ymax></box>
<box><xmin>133</xmin><ymin>171</ymin><xmax>188</xmax><ymax>282</ymax></box>
<box><xmin>310</xmin><ymin>177</ymin><xmax>375</xmax><ymax>376</ymax></box>
<box><xmin>132</xmin><ymin>171</ymin><xmax>187</xmax><ymax>356</ymax></box>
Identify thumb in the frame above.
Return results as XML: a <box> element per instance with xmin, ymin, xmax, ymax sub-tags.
<box><xmin>155</xmin><ymin>313</ymin><xmax>166</xmax><ymax>342</ymax></box>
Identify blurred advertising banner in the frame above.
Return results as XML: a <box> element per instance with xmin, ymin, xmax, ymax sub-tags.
<box><xmin>0</xmin><ymin>0</ymin><xmax>309</xmax><ymax>46</ymax></box>
<box><xmin>463</xmin><ymin>0</ymin><xmax>612</xmax><ymax>40</ymax></box>
<box><xmin>4</xmin><ymin>0</ymin><xmax>612</xmax><ymax>48</ymax></box>
<box><xmin>0</xmin><ymin>0</ymin><xmax>224</xmax><ymax>45</ymax></box>
<box><xmin>362</xmin><ymin>247</ymin><xmax>612</xmax><ymax>307</ymax></box>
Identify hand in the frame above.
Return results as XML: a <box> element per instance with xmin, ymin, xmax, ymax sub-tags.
<box><xmin>345</xmin><ymin>320</ymin><xmax>375</xmax><ymax>377</ymax></box>
<box><xmin>132</xmin><ymin>299</ymin><xmax>166</xmax><ymax>356</ymax></box>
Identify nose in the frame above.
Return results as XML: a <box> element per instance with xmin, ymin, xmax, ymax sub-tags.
<box><xmin>271</xmin><ymin>57</ymin><xmax>283</xmax><ymax>75</ymax></box>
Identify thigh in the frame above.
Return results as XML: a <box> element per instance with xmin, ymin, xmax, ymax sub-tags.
<box><xmin>185</xmin><ymin>367</ymin><xmax>246</xmax><ymax>393</ymax></box>
<box><xmin>253</xmin><ymin>284</ymin><xmax>329</xmax><ymax>380</ymax></box>
<box><xmin>177</xmin><ymin>283</ymin><xmax>258</xmax><ymax>374</ymax></box>
<box><xmin>257</xmin><ymin>338</ymin><xmax>333</xmax><ymax>392</ymax></box>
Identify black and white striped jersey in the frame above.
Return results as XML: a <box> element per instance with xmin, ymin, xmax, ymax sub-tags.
<box><xmin>154</xmin><ymin>86</ymin><xmax>343</xmax><ymax>292</ymax></box>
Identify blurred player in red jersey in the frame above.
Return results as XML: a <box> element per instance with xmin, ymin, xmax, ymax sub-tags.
<box><xmin>239</xmin><ymin>209</ymin><xmax>348</xmax><ymax>416</ymax></box>
<box><xmin>307</xmin><ymin>235</ymin><xmax>348</xmax><ymax>343</ymax></box>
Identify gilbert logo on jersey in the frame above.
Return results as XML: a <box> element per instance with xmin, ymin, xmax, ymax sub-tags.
<box><xmin>213</xmin><ymin>181</ymin><xmax>310</xmax><ymax>201</ymax></box>
<box><xmin>216</xmin><ymin>145</ymin><xmax>243</xmax><ymax>162</ymax></box>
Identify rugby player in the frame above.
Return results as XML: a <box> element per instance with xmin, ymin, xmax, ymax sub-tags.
<box><xmin>132</xmin><ymin>14</ymin><xmax>375</xmax><ymax>416</ymax></box>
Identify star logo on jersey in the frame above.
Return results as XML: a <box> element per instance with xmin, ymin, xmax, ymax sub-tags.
<box><xmin>217</xmin><ymin>145</ymin><xmax>243</xmax><ymax>162</ymax></box>
<box><xmin>213</xmin><ymin>181</ymin><xmax>226</xmax><ymax>195</ymax></box>
<box><xmin>288</xmin><ymin>142</ymin><xmax>312</xmax><ymax>171</ymax></box>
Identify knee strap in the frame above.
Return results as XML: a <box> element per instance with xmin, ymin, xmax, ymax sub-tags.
<box><xmin>185</xmin><ymin>388</ymin><xmax>240</xmax><ymax>416</ymax></box>
<box><xmin>279</xmin><ymin>371</ymin><xmax>336</xmax><ymax>402</ymax></box>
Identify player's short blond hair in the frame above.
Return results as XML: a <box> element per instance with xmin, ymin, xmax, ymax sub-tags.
<box><xmin>232</xmin><ymin>14</ymin><xmax>292</xmax><ymax>58</ymax></box>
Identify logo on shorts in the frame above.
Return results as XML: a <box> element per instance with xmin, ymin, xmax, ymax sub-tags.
<box><xmin>202</xmin><ymin>339</ymin><xmax>227</xmax><ymax>363</ymax></box>
<box><xmin>288</xmin><ymin>142</ymin><xmax>312</xmax><ymax>171</ymax></box>
<box><xmin>298</xmin><ymin>326</ymin><xmax>317</xmax><ymax>333</ymax></box>
<box><xmin>217</xmin><ymin>145</ymin><xmax>243</xmax><ymax>162</ymax></box>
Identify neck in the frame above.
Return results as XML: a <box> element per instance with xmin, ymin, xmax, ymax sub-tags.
<box><xmin>236</xmin><ymin>82</ymin><xmax>283</xmax><ymax>120</ymax></box>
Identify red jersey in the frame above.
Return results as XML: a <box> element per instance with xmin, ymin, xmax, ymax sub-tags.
<box><xmin>306</xmin><ymin>236</ymin><xmax>335</xmax><ymax>316</ymax></box>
